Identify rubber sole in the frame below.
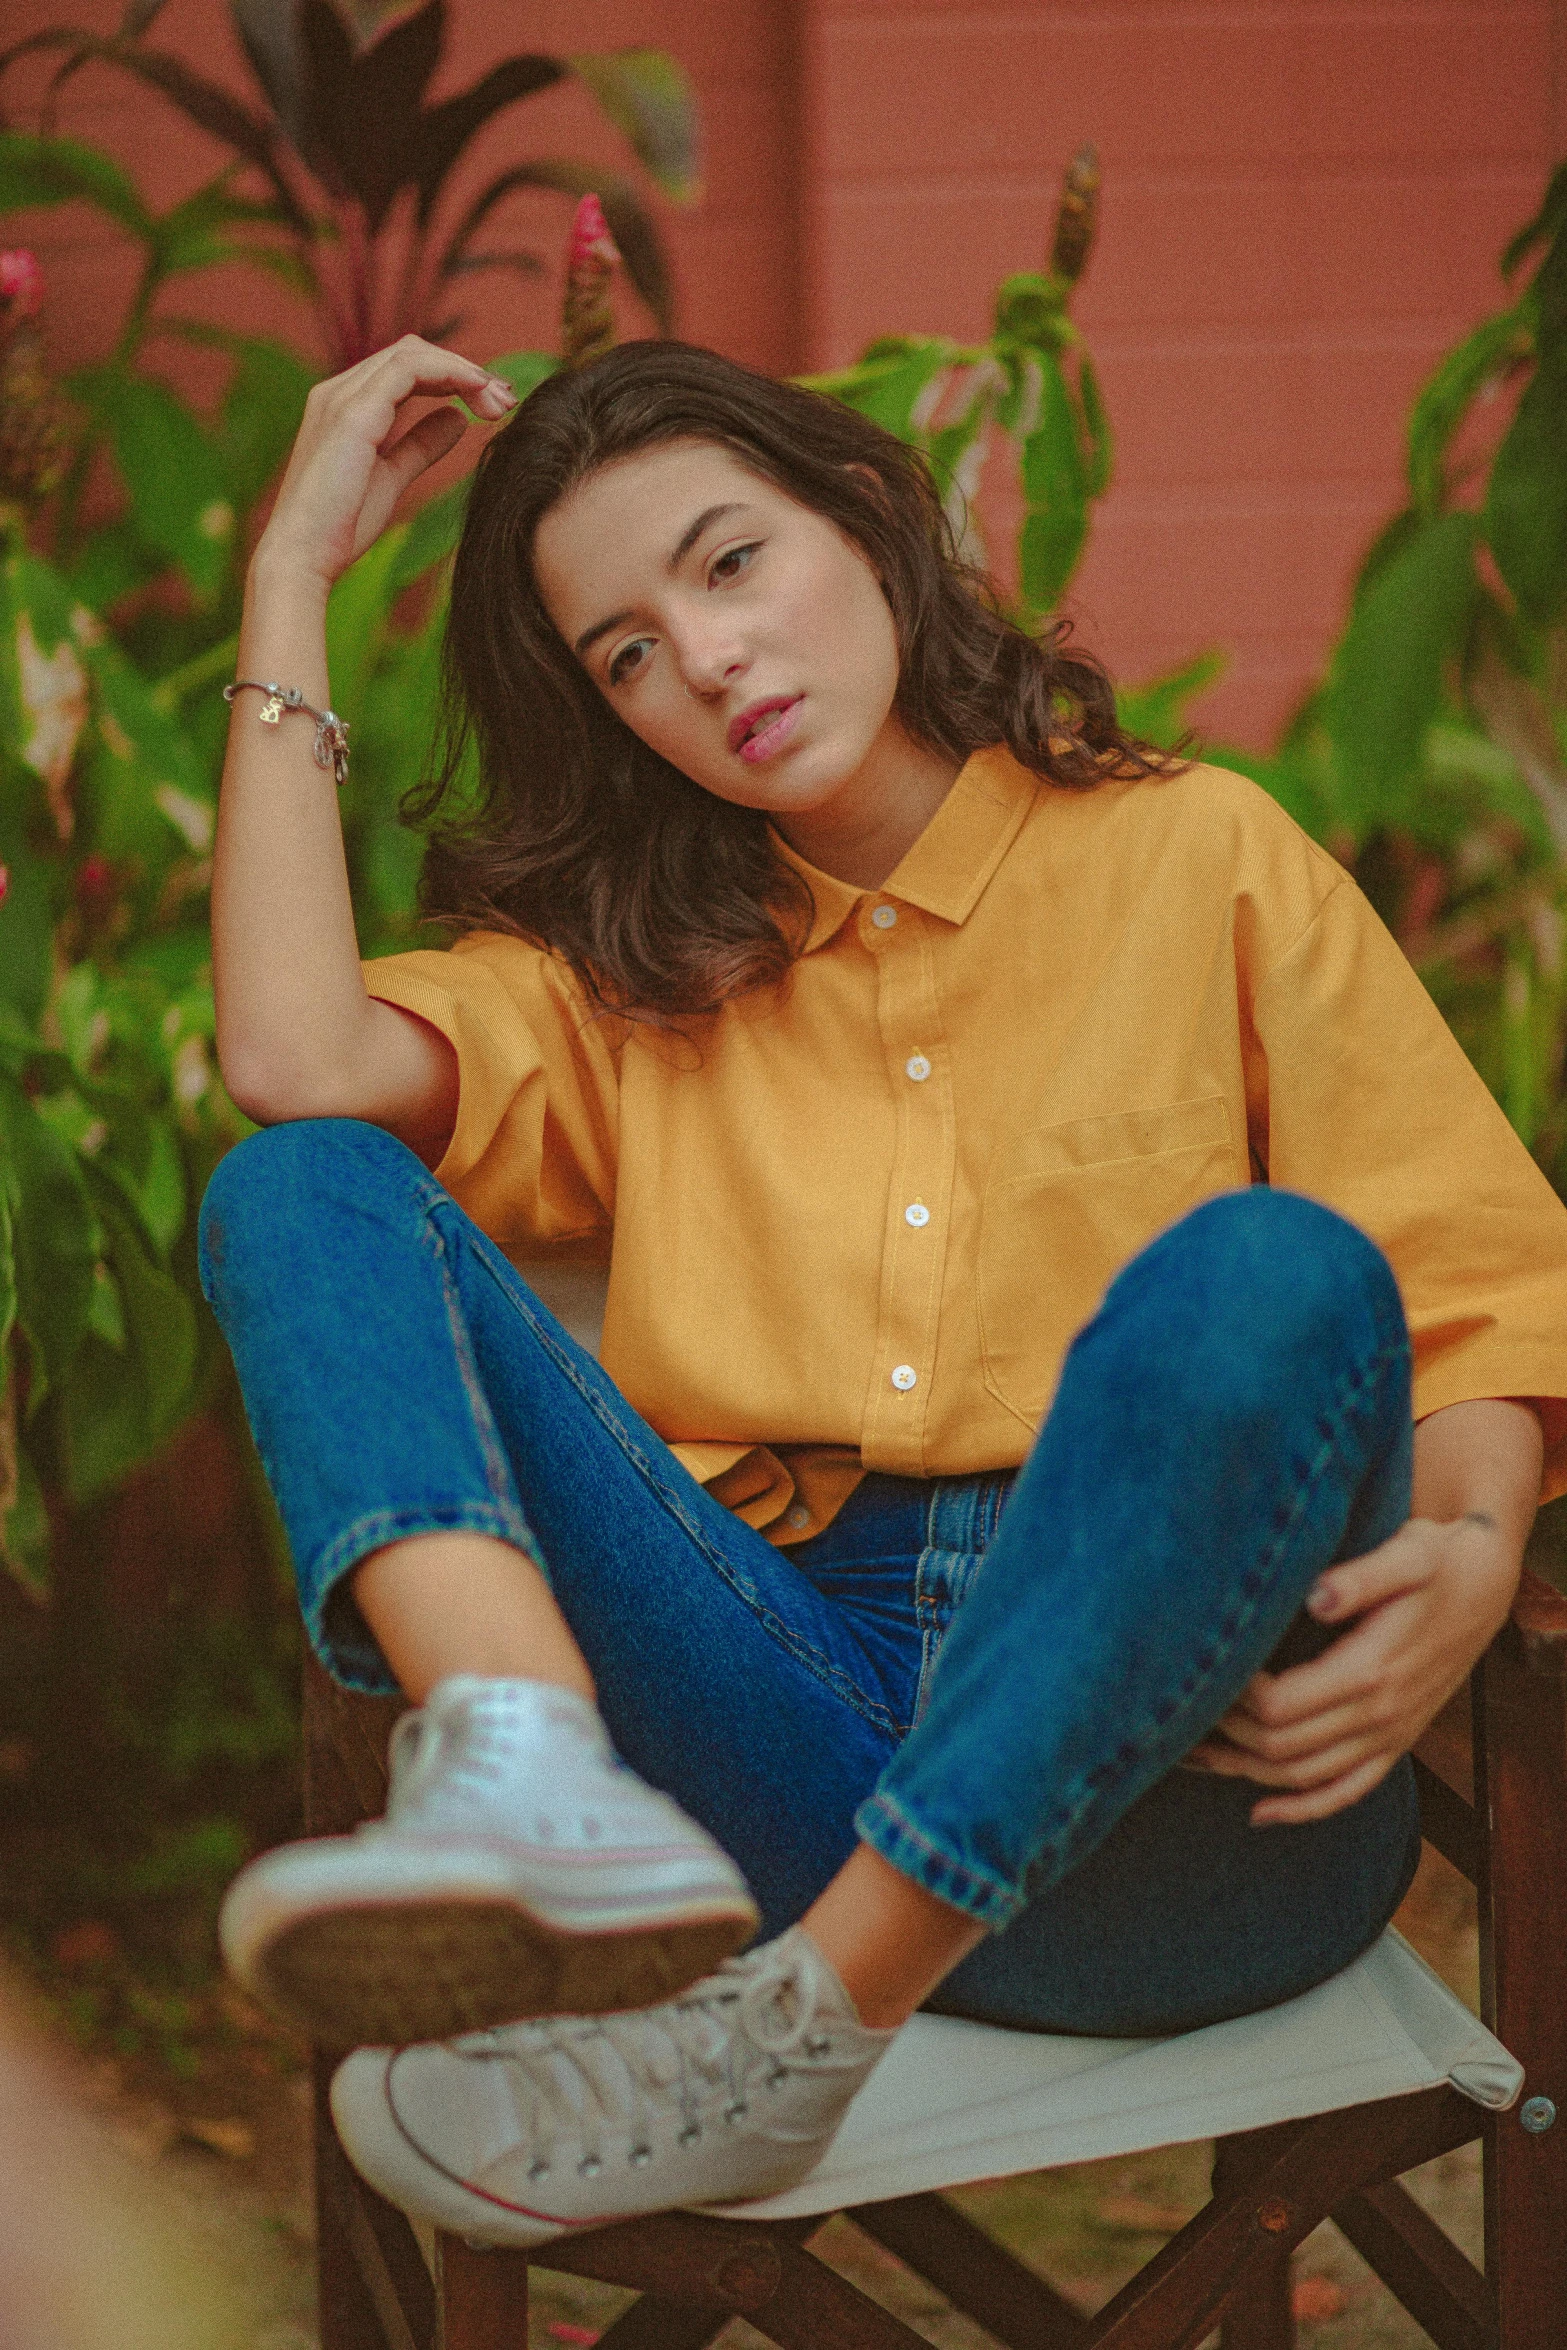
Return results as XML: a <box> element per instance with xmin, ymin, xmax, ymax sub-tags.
<box><xmin>253</xmin><ymin>1897</ymin><xmax>757</xmax><ymax>2048</ymax></box>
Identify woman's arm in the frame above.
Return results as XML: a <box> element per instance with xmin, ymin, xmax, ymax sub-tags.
<box><xmin>1190</xmin><ymin>1396</ymin><xmax>1542</xmax><ymax>1824</ymax></box>
<box><xmin>212</xmin><ymin>338</ymin><xmax>517</xmax><ymax>1158</ymax></box>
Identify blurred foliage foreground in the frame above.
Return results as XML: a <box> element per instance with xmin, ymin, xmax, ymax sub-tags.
<box><xmin>0</xmin><ymin>114</ymin><xmax>1565</xmax><ymax>2077</ymax></box>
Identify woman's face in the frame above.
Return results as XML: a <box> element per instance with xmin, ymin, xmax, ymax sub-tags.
<box><xmin>532</xmin><ymin>439</ymin><xmax>907</xmax><ymax>818</ymax></box>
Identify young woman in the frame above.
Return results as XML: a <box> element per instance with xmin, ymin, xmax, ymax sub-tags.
<box><xmin>202</xmin><ymin>334</ymin><xmax>1567</xmax><ymax>2246</ymax></box>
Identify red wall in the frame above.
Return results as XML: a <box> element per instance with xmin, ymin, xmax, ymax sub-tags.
<box><xmin>10</xmin><ymin>0</ymin><xmax>1565</xmax><ymax>748</ymax></box>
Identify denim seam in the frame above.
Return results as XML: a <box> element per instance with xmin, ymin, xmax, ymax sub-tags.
<box><xmin>874</xmin><ymin>1329</ymin><xmax>1408</xmax><ymax>1928</ymax></box>
<box><xmin>1019</xmin><ymin>1337</ymin><xmax>1406</xmax><ymax>1896</ymax></box>
<box><xmin>446</xmin><ymin>1207</ymin><xmax>908</xmax><ymax>1741</ymax></box>
<box><xmin>853</xmin><ymin>1790</ymin><xmax>1016</xmax><ymax>1925</ymax></box>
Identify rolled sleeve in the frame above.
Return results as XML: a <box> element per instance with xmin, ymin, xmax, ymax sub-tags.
<box><xmin>363</xmin><ymin>937</ymin><xmax>616</xmax><ymax>1252</ymax></box>
<box><xmin>1252</xmin><ymin>877</ymin><xmax>1567</xmax><ymax>1498</ymax></box>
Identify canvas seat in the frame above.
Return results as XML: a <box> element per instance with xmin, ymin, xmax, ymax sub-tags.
<box><xmin>304</xmin><ymin>1565</ymin><xmax>1567</xmax><ymax>2350</ymax></box>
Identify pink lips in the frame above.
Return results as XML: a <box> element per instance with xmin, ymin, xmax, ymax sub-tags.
<box><xmin>730</xmin><ymin>696</ymin><xmax>802</xmax><ymax>765</ymax></box>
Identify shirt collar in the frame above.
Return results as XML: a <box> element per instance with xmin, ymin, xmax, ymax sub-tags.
<box><xmin>769</xmin><ymin>746</ymin><xmax>1038</xmax><ymax>952</ymax></box>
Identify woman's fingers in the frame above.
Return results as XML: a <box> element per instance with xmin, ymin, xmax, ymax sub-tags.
<box><xmin>357</xmin><ymin>337</ymin><xmax>517</xmax><ymax>427</ymax></box>
<box><xmin>380</xmin><ymin>405</ymin><xmax>472</xmax><ymax>494</ymax></box>
<box><xmin>1196</xmin><ymin>1690</ymin><xmax>1375</xmax><ymax>1765</ymax></box>
<box><xmin>1249</xmin><ymin>1754</ymin><xmax>1392</xmax><ymax>1827</ymax></box>
<box><xmin>1305</xmin><ymin>1520</ymin><xmax>1443</xmax><ymax>1625</ymax></box>
<box><xmin>1191</xmin><ymin>1723</ymin><xmax>1382</xmax><ymax>1789</ymax></box>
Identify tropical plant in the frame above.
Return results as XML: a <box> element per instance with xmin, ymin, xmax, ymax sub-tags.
<box><xmin>0</xmin><ymin>219</ymin><xmax>553</xmax><ymax>1595</ymax></box>
<box><xmin>803</xmin><ymin>147</ymin><xmax>1112</xmax><ymax>628</ymax></box>
<box><xmin>1227</xmin><ymin>161</ymin><xmax>1567</xmax><ymax>1173</ymax></box>
<box><xmin>0</xmin><ymin>0</ymin><xmax>698</xmax><ymax>372</ymax></box>
<box><xmin>0</xmin><ymin>126</ymin><xmax>318</xmax><ymax>617</ymax></box>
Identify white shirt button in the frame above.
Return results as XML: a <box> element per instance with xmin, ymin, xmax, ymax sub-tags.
<box><xmin>890</xmin><ymin>1364</ymin><xmax>918</xmax><ymax>1391</ymax></box>
<box><xmin>905</xmin><ymin>1053</ymin><xmax>931</xmax><ymax>1082</ymax></box>
<box><xmin>904</xmin><ymin>1202</ymin><xmax>930</xmax><ymax>1228</ymax></box>
<box><xmin>870</xmin><ymin>904</ymin><xmax>898</xmax><ymax>930</ymax></box>
<box><xmin>786</xmin><ymin>1504</ymin><xmax>811</xmax><ymax>1529</ymax></box>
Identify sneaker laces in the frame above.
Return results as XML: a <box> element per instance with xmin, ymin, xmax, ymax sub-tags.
<box><xmin>385</xmin><ymin>1682</ymin><xmax>604</xmax><ymax>1827</ymax></box>
<box><xmin>430</xmin><ymin>1937</ymin><xmax>839</xmax><ymax>2183</ymax></box>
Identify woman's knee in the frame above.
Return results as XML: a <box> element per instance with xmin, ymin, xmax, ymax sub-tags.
<box><xmin>198</xmin><ymin>1117</ymin><xmax>422</xmax><ymax>1300</ymax></box>
<box><xmin>1108</xmin><ymin>1186</ymin><xmax>1405</xmax><ymax>1369</ymax></box>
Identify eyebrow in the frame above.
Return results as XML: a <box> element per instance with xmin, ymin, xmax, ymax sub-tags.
<box><xmin>572</xmin><ymin>501</ymin><xmax>751</xmax><ymax>658</ymax></box>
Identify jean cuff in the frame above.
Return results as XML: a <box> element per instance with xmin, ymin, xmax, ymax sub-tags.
<box><xmin>305</xmin><ymin>1501</ymin><xmax>546</xmax><ymax>1696</ymax></box>
<box><xmin>854</xmin><ymin>1791</ymin><xmax>1023</xmax><ymax>1929</ymax></box>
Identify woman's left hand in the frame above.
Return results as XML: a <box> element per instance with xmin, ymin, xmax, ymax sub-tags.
<box><xmin>1187</xmin><ymin>1513</ymin><xmax>1522</xmax><ymax>1825</ymax></box>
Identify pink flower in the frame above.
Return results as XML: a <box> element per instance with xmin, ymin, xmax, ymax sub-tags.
<box><xmin>0</xmin><ymin>249</ymin><xmax>44</xmax><ymax>321</ymax></box>
<box><xmin>568</xmin><ymin>194</ymin><xmax>615</xmax><ymax>273</ymax></box>
<box><xmin>0</xmin><ymin>865</ymin><xmax>9</xmax><ymax>907</ymax></box>
<box><xmin>561</xmin><ymin>193</ymin><xmax>621</xmax><ymax>369</ymax></box>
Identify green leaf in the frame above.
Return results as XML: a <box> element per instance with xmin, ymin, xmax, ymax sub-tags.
<box><xmin>993</xmin><ymin>271</ymin><xmax>1071</xmax><ymax>351</ymax></box>
<box><xmin>53</xmin><ymin>1177</ymin><xmax>196</xmax><ymax>1505</ymax></box>
<box><xmin>1116</xmin><ymin>649</ymin><xmax>1226</xmax><ymax>749</ymax></box>
<box><xmin>0</xmin><ymin>1383</ymin><xmax>50</xmax><ymax>1603</ymax></box>
<box><xmin>148</xmin><ymin>172</ymin><xmax>299</xmax><ymax>282</ymax></box>
<box><xmin>0</xmin><ymin>130</ymin><xmax>152</xmax><ymax>239</ymax></box>
<box><xmin>1077</xmin><ymin>351</ymin><xmax>1112</xmax><ymax>500</ymax></box>
<box><xmin>1207</xmin><ymin>743</ymin><xmax>1340</xmax><ymax>845</ymax></box>
<box><xmin>391</xmin><ymin>480</ymin><xmax>469</xmax><ymax>589</ymax></box>
<box><xmin>1351</xmin><ymin>507</ymin><xmax>1430</xmax><ymax>606</ymax></box>
<box><xmin>570</xmin><ymin>50</ymin><xmax>701</xmax><ymax>203</ymax></box>
<box><xmin>1484</xmin><ymin>342</ymin><xmax>1567</xmax><ymax>627</ymax></box>
<box><xmin>1018</xmin><ymin>351</ymin><xmax>1088</xmax><ymax>614</ymax></box>
<box><xmin>74</xmin><ymin>623</ymin><xmax>213</xmax><ymax>887</ymax></box>
<box><xmin>325</xmin><ymin>528</ymin><xmax>406</xmax><ymax>721</ymax></box>
<box><xmin>61</xmin><ymin>520</ymin><xmax>158</xmax><ymax>615</ymax></box>
<box><xmin>1328</xmin><ymin>508</ymin><xmax>1481</xmax><ymax>818</ymax></box>
<box><xmin>86</xmin><ymin>1257</ymin><xmax>126</xmax><ymax>1348</ymax></box>
<box><xmin>88</xmin><ymin>369</ymin><xmax>235</xmax><ymax>605</ymax></box>
<box><xmin>0</xmin><ymin>1073</ymin><xmax>101</xmax><ymax>1413</ymax></box>
<box><xmin>0</xmin><ymin>754</ymin><xmax>56</xmax><ymax>1030</ymax></box>
<box><xmin>809</xmin><ymin>339</ymin><xmax>955</xmax><ymax>443</ymax></box>
<box><xmin>1502</xmin><ymin>158</ymin><xmax>1567</xmax><ymax>280</ymax></box>
<box><xmin>1407</xmin><ymin>303</ymin><xmax>1533</xmax><ymax>515</ymax></box>
<box><xmin>91</xmin><ymin>1095</ymin><xmax>186</xmax><ymax>1261</ymax></box>
<box><xmin>213</xmin><ymin>334</ymin><xmax>316</xmax><ymax>517</ymax></box>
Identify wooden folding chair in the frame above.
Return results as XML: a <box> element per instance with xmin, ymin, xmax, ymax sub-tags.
<box><xmin>301</xmin><ymin>1566</ymin><xmax>1567</xmax><ymax>2350</ymax></box>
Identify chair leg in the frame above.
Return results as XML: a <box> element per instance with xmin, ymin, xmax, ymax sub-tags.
<box><xmin>435</xmin><ymin>2236</ymin><xmax>530</xmax><ymax>2350</ymax></box>
<box><xmin>315</xmin><ymin>2056</ymin><xmax>437</xmax><ymax>2350</ymax></box>
<box><xmin>1215</xmin><ymin>2255</ymin><xmax>1293</xmax><ymax>2350</ymax></box>
<box><xmin>594</xmin><ymin>2298</ymin><xmax>731</xmax><ymax>2349</ymax></box>
<box><xmin>1211</xmin><ymin>2135</ymin><xmax>1294</xmax><ymax>2350</ymax></box>
<box><xmin>1473</xmin><ymin>1596</ymin><xmax>1567</xmax><ymax>2349</ymax></box>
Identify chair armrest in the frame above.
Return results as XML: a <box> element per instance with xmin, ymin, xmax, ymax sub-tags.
<box><xmin>1502</xmin><ymin>1564</ymin><xmax>1567</xmax><ymax>1678</ymax></box>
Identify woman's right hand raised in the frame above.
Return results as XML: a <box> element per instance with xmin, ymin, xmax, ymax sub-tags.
<box><xmin>254</xmin><ymin>336</ymin><xmax>519</xmax><ymax>593</ymax></box>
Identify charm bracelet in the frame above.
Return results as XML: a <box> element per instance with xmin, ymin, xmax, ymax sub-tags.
<box><xmin>223</xmin><ymin>679</ymin><xmax>350</xmax><ymax>787</ymax></box>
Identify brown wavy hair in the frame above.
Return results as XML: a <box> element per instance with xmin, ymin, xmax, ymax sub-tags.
<box><xmin>409</xmin><ymin>339</ymin><xmax>1170</xmax><ymax>1018</ymax></box>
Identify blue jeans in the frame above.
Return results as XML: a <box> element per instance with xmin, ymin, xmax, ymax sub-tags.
<box><xmin>199</xmin><ymin>1120</ymin><xmax>1422</xmax><ymax>2038</ymax></box>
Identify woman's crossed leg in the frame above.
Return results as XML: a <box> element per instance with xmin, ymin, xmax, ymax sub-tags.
<box><xmin>200</xmin><ymin>1118</ymin><xmax>1420</xmax><ymax>2236</ymax></box>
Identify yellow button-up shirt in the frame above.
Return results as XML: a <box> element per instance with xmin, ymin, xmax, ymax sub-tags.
<box><xmin>363</xmin><ymin>749</ymin><xmax>1567</xmax><ymax>1531</ymax></box>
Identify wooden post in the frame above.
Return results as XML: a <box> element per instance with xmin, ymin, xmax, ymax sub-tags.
<box><xmin>1475</xmin><ymin>1571</ymin><xmax>1567</xmax><ymax>2348</ymax></box>
<box><xmin>436</xmin><ymin>2237</ymin><xmax>531</xmax><ymax>2350</ymax></box>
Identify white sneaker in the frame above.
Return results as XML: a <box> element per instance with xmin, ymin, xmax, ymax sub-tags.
<box><xmin>220</xmin><ymin>1677</ymin><xmax>758</xmax><ymax>2047</ymax></box>
<box><xmin>330</xmin><ymin>1926</ymin><xmax>893</xmax><ymax>2247</ymax></box>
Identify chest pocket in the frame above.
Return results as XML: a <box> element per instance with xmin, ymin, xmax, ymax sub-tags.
<box><xmin>978</xmin><ymin>1097</ymin><xmax>1240</xmax><ymax>1428</ymax></box>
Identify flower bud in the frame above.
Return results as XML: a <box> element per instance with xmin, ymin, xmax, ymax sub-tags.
<box><xmin>0</xmin><ymin>249</ymin><xmax>44</xmax><ymax>324</ymax></box>
<box><xmin>1049</xmin><ymin>146</ymin><xmax>1100</xmax><ymax>288</ymax></box>
<box><xmin>561</xmin><ymin>193</ymin><xmax>622</xmax><ymax>370</ymax></box>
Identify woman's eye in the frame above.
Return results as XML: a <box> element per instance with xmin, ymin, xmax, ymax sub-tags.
<box><xmin>608</xmin><ymin>638</ymin><xmax>652</xmax><ymax>685</ymax></box>
<box><xmin>709</xmin><ymin>541</ymin><xmax>760</xmax><ymax>585</ymax></box>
